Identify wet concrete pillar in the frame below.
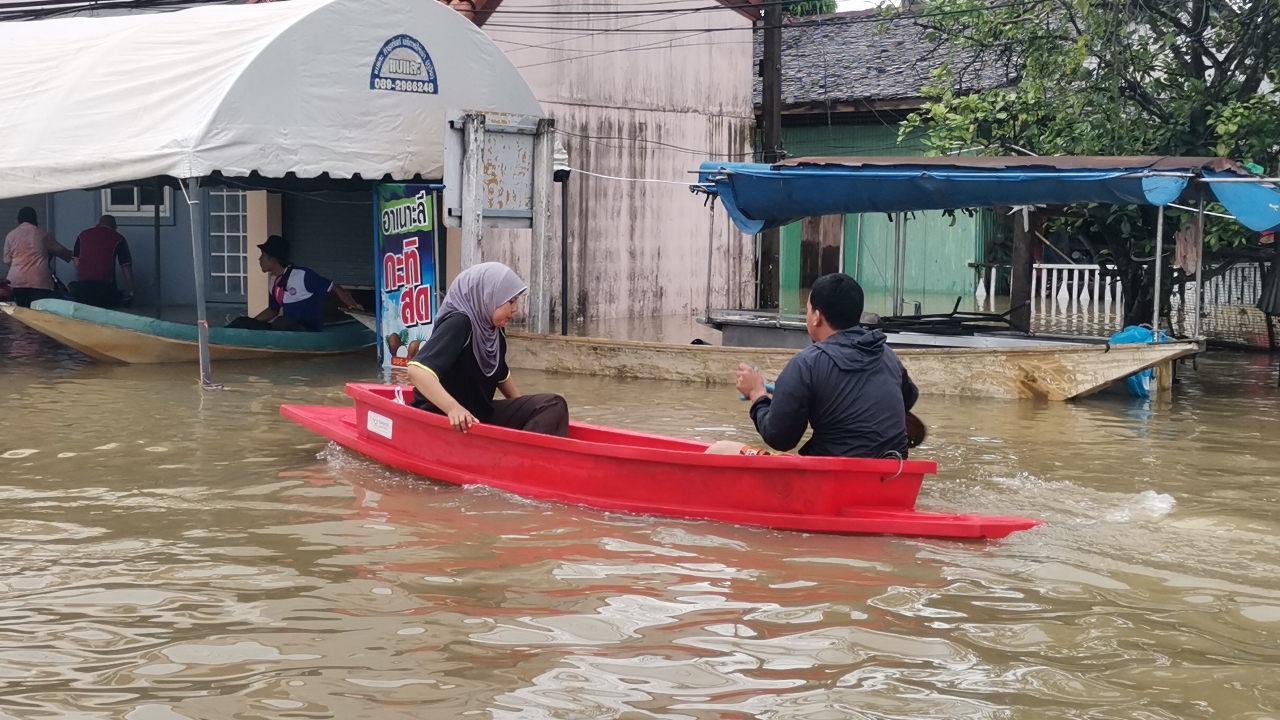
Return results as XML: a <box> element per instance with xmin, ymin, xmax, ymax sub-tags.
<box><xmin>245</xmin><ymin>190</ymin><xmax>281</xmax><ymax>317</ymax></box>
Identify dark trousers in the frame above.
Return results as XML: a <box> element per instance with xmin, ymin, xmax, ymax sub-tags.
<box><xmin>489</xmin><ymin>393</ymin><xmax>570</xmax><ymax>437</ymax></box>
<box><xmin>70</xmin><ymin>281</ymin><xmax>121</xmax><ymax>309</ymax></box>
<box><xmin>227</xmin><ymin>315</ymin><xmax>307</xmax><ymax>332</ymax></box>
<box><xmin>12</xmin><ymin>288</ymin><xmax>56</xmax><ymax>308</ymax></box>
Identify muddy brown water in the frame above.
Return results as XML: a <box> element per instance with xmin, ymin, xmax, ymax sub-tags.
<box><xmin>2</xmin><ymin>313</ymin><xmax>1279</xmax><ymax>719</ymax></box>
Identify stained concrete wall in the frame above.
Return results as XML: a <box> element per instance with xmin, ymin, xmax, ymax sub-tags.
<box><xmin>481</xmin><ymin>0</ymin><xmax>756</xmax><ymax>327</ymax></box>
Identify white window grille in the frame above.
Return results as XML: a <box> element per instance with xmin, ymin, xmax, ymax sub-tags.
<box><xmin>101</xmin><ymin>185</ymin><xmax>172</xmax><ymax>217</ymax></box>
<box><xmin>208</xmin><ymin>188</ymin><xmax>248</xmax><ymax>299</ymax></box>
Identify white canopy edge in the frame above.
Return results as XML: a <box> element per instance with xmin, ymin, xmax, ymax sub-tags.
<box><xmin>0</xmin><ymin>0</ymin><xmax>545</xmax><ymax>200</ymax></box>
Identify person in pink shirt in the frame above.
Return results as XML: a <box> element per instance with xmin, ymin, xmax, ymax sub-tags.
<box><xmin>3</xmin><ymin>207</ymin><xmax>72</xmax><ymax>307</ymax></box>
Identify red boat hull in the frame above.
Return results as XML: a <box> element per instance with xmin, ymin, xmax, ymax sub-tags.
<box><xmin>281</xmin><ymin>383</ymin><xmax>1042</xmax><ymax>539</ymax></box>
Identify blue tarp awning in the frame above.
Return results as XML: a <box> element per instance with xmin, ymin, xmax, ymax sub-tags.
<box><xmin>697</xmin><ymin>156</ymin><xmax>1274</xmax><ymax>234</ymax></box>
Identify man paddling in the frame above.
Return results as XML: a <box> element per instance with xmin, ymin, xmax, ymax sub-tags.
<box><xmin>722</xmin><ymin>273</ymin><xmax>920</xmax><ymax>458</ymax></box>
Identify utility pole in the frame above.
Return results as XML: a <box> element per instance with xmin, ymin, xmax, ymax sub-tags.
<box><xmin>758</xmin><ymin>0</ymin><xmax>783</xmax><ymax>308</ymax></box>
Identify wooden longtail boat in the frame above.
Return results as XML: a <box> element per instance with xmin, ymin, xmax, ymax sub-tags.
<box><xmin>1</xmin><ymin>299</ymin><xmax>375</xmax><ymax>363</ymax></box>
<box><xmin>504</xmin><ymin>332</ymin><xmax>1200</xmax><ymax>401</ymax></box>
<box><xmin>282</xmin><ymin>383</ymin><xmax>1043</xmax><ymax>539</ymax></box>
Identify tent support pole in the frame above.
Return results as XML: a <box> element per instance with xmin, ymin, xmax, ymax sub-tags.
<box><xmin>185</xmin><ymin>178</ymin><xmax>212</xmax><ymax>387</ymax></box>
<box><xmin>460</xmin><ymin>114</ymin><xmax>485</xmax><ymax>271</ymax></box>
<box><xmin>853</xmin><ymin>213</ymin><xmax>862</xmax><ymax>280</ymax></box>
<box><xmin>529</xmin><ymin>118</ymin><xmax>555</xmax><ymax>335</ymax></box>
<box><xmin>892</xmin><ymin>212</ymin><xmax>905</xmax><ymax>316</ymax></box>
<box><xmin>560</xmin><ymin>176</ymin><xmax>569</xmax><ymax>336</ymax></box>
<box><xmin>154</xmin><ymin>178</ymin><xmax>162</xmax><ymax>318</ymax></box>
<box><xmin>1152</xmin><ymin>205</ymin><xmax>1165</xmax><ymax>337</ymax></box>
<box><xmin>1192</xmin><ymin>190</ymin><xmax>1205</xmax><ymax>340</ymax></box>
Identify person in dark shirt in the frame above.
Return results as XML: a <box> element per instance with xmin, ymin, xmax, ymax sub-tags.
<box><xmin>407</xmin><ymin>262</ymin><xmax>569</xmax><ymax>437</ymax></box>
<box><xmin>728</xmin><ymin>273</ymin><xmax>920</xmax><ymax>458</ymax></box>
<box><xmin>227</xmin><ymin>235</ymin><xmax>361</xmax><ymax>332</ymax></box>
<box><xmin>71</xmin><ymin>215</ymin><xmax>135</xmax><ymax>308</ymax></box>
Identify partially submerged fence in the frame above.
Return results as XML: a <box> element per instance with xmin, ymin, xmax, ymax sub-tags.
<box><xmin>1170</xmin><ymin>262</ymin><xmax>1277</xmax><ymax>349</ymax></box>
<box><xmin>973</xmin><ymin>261</ymin><xmax>1277</xmax><ymax>347</ymax></box>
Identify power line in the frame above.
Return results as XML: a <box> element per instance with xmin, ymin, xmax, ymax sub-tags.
<box><xmin>483</xmin><ymin>1</ymin><xmax>1054</xmax><ymax>33</ymax></box>
<box><xmin>567</xmin><ymin>166</ymin><xmax>697</xmax><ymax>187</ymax></box>
<box><xmin>515</xmin><ymin>29</ymin><xmax>717</xmax><ymax>68</ymax></box>
<box><xmin>556</xmin><ymin>128</ymin><xmax>754</xmax><ymax>159</ymax></box>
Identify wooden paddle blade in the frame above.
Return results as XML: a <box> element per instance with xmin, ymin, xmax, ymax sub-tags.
<box><xmin>906</xmin><ymin>411</ymin><xmax>927</xmax><ymax>448</ymax></box>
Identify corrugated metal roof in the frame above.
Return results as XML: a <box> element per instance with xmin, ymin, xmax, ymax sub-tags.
<box><xmin>753</xmin><ymin>10</ymin><xmax>1011</xmax><ymax>109</ymax></box>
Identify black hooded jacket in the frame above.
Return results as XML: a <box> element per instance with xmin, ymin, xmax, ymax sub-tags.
<box><xmin>749</xmin><ymin>326</ymin><xmax>919</xmax><ymax>458</ymax></box>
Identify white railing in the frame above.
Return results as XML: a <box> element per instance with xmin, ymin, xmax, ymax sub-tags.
<box><xmin>974</xmin><ymin>263</ymin><xmax>1126</xmax><ymax>332</ymax></box>
<box><xmin>1031</xmin><ymin>264</ymin><xmax>1125</xmax><ymax>330</ymax></box>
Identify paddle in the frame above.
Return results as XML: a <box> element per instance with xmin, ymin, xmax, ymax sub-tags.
<box><xmin>905</xmin><ymin>411</ymin><xmax>927</xmax><ymax>448</ymax></box>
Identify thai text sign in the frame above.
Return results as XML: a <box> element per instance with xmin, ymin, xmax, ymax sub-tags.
<box><xmin>375</xmin><ymin>184</ymin><xmax>437</xmax><ymax>369</ymax></box>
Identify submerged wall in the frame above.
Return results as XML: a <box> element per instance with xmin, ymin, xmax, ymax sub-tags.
<box><xmin>482</xmin><ymin>0</ymin><xmax>756</xmax><ymax>326</ymax></box>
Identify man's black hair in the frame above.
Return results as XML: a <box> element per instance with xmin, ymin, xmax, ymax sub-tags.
<box><xmin>16</xmin><ymin>207</ymin><xmax>37</xmax><ymax>226</ymax></box>
<box><xmin>809</xmin><ymin>273</ymin><xmax>864</xmax><ymax>330</ymax></box>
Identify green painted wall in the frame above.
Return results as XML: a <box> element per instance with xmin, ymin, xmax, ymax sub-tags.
<box><xmin>773</xmin><ymin>123</ymin><xmax>985</xmax><ymax>316</ymax></box>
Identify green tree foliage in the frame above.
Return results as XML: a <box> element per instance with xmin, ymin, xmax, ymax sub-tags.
<box><xmin>787</xmin><ymin>0</ymin><xmax>838</xmax><ymax>17</ymax></box>
<box><xmin>897</xmin><ymin>0</ymin><xmax>1280</xmax><ymax>327</ymax></box>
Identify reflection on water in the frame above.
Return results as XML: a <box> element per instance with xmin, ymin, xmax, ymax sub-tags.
<box><xmin>2</xmin><ymin>312</ymin><xmax>1280</xmax><ymax>718</ymax></box>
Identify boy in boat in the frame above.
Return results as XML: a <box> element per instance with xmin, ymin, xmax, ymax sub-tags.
<box><xmin>406</xmin><ymin>262</ymin><xmax>570</xmax><ymax>437</ymax></box>
<box><xmin>716</xmin><ymin>273</ymin><xmax>920</xmax><ymax>458</ymax></box>
<box><xmin>227</xmin><ymin>234</ymin><xmax>362</xmax><ymax>331</ymax></box>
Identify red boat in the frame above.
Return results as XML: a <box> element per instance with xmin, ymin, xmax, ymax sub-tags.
<box><xmin>281</xmin><ymin>383</ymin><xmax>1042</xmax><ymax>539</ymax></box>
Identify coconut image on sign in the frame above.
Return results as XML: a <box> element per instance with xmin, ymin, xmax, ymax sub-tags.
<box><xmin>370</xmin><ymin>34</ymin><xmax>438</xmax><ymax>94</ymax></box>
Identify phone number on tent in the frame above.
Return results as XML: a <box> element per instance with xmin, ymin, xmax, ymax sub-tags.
<box><xmin>373</xmin><ymin>78</ymin><xmax>436</xmax><ymax>93</ymax></box>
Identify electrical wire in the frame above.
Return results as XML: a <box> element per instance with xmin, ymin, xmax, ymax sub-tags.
<box><xmin>568</xmin><ymin>166</ymin><xmax>699</xmax><ymax>186</ymax></box>
<box><xmin>482</xmin><ymin>0</ymin><xmax>1054</xmax><ymax>33</ymax></box>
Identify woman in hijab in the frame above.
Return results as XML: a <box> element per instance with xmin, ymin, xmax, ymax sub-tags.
<box><xmin>407</xmin><ymin>262</ymin><xmax>569</xmax><ymax>436</ymax></box>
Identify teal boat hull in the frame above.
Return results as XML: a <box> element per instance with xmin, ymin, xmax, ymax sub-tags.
<box><xmin>2</xmin><ymin>299</ymin><xmax>376</xmax><ymax>363</ymax></box>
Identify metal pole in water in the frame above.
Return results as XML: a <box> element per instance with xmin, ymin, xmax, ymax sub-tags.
<box><xmin>853</xmin><ymin>213</ymin><xmax>862</xmax><ymax>280</ymax></box>
<box><xmin>459</xmin><ymin>114</ymin><xmax>485</xmax><ymax>271</ymax></box>
<box><xmin>704</xmin><ymin>205</ymin><xmax>714</xmax><ymax>319</ymax></box>
<box><xmin>185</xmin><ymin>177</ymin><xmax>212</xmax><ymax>387</ymax></box>
<box><xmin>1152</xmin><ymin>205</ymin><xmax>1165</xmax><ymax>337</ymax></box>
<box><xmin>560</xmin><ymin>177</ymin><xmax>569</xmax><ymax>336</ymax></box>
<box><xmin>891</xmin><ymin>212</ymin><xmax>904</xmax><ymax>316</ymax></box>
<box><xmin>153</xmin><ymin>178</ymin><xmax>162</xmax><ymax>318</ymax></box>
<box><xmin>528</xmin><ymin>118</ymin><xmax>555</xmax><ymax>335</ymax></box>
<box><xmin>1192</xmin><ymin>190</ymin><xmax>1205</xmax><ymax>339</ymax></box>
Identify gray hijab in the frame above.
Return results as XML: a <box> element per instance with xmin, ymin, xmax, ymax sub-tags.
<box><xmin>435</xmin><ymin>262</ymin><xmax>527</xmax><ymax>376</ymax></box>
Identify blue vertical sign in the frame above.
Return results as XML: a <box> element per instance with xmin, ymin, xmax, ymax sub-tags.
<box><xmin>374</xmin><ymin>184</ymin><xmax>437</xmax><ymax>369</ymax></box>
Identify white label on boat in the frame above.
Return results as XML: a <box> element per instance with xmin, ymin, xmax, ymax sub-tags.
<box><xmin>367</xmin><ymin>411</ymin><xmax>393</xmax><ymax>439</ymax></box>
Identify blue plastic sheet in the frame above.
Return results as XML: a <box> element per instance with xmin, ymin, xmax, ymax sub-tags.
<box><xmin>700</xmin><ymin>162</ymin><xmax>1191</xmax><ymax>234</ymax></box>
<box><xmin>1108</xmin><ymin>326</ymin><xmax>1171</xmax><ymax>398</ymax></box>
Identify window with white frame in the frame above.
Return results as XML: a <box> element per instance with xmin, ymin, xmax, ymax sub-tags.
<box><xmin>101</xmin><ymin>185</ymin><xmax>171</xmax><ymax>217</ymax></box>
<box><xmin>208</xmin><ymin>188</ymin><xmax>248</xmax><ymax>299</ymax></box>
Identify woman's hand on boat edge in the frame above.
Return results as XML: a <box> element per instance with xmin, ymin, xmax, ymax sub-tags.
<box><xmin>448</xmin><ymin>406</ymin><xmax>479</xmax><ymax>433</ymax></box>
<box><xmin>407</xmin><ymin>363</ymin><xmax>477</xmax><ymax>433</ymax></box>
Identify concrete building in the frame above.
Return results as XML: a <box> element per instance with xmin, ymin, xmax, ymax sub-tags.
<box><xmin>479</xmin><ymin>0</ymin><xmax>757</xmax><ymax>333</ymax></box>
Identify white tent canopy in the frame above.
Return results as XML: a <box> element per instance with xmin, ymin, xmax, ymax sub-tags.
<box><xmin>0</xmin><ymin>0</ymin><xmax>545</xmax><ymax>199</ymax></box>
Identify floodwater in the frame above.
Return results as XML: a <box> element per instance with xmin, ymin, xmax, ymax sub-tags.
<box><xmin>2</xmin><ymin>313</ymin><xmax>1280</xmax><ymax>720</ymax></box>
